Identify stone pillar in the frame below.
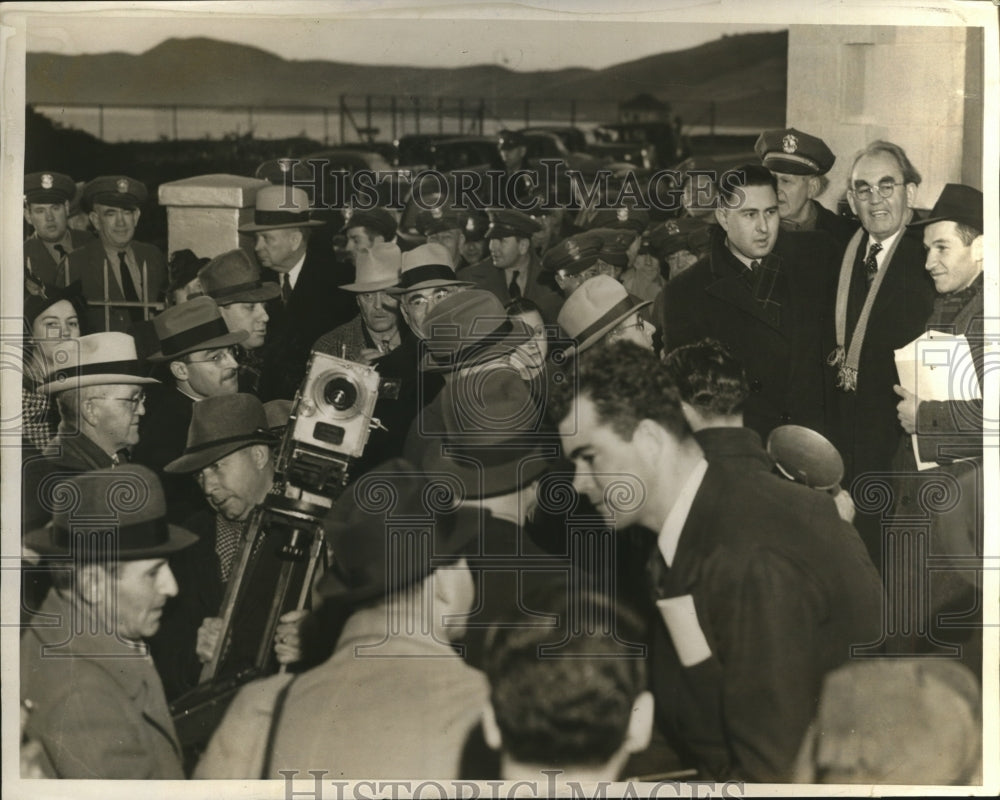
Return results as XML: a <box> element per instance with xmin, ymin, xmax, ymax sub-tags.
<box><xmin>157</xmin><ymin>174</ymin><xmax>269</xmax><ymax>260</ymax></box>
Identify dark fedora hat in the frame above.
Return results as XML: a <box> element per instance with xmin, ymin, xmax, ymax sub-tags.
<box><xmin>25</xmin><ymin>464</ymin><xmax>199</xmax><ymax>558</ymax></box>
<box><xmin>198</xmin><ymin>248</ymin><xmax>281</xmax><ymax>305</ymax></box>
<box><xmin>146</xmin><ymin>296</ymin><xmax>247</xmax><ymax>362</ymax></box>
<box><xmin>420</xmin><ymin>289</ymin><xmax>531</xmax><ymax>373</ymax></box>
<box><xmin>315</xmin><ymin>458</ymin><xmax>475</xmax><ymax>606</ymax></box>
<box><xmin>421</xmin><ymin>369</ymin><xmax>556</xmax><ymax>498</ymax></box>
<box><xmin>165</xmin><ymin>393</ymin><xmax>278</xmax><ymax>474</ymax></box>
<box><xmin>909</xmin><ymin>183</ymin><xmax>983</xmax><ymax>233</ymax></box>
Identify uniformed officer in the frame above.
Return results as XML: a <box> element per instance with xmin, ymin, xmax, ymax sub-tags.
<box><xmin>23</xmin><ymin>171</ymin><xmax>92</xmax><ymax>286</ymax></box>
<box><xmin>61</xmin><ymin>175</ymin><xmax>167</xmax><ymax>333</ymax></box>
<box><xmin>755</xmin><ymin>127</ymin><xmax>859</xmax><ymax>246</ymax></box>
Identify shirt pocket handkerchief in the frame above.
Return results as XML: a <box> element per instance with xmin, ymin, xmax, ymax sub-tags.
<box><xmin>656</xmin><ymin>594</ymin><xmax>712</xmax><ymax>667</ymax></box>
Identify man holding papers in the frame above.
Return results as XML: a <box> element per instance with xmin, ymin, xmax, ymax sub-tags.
<box><xmin>890</xmin><ymin>183</ymin><xmax>985</xmax><ymax>677</ymax></box>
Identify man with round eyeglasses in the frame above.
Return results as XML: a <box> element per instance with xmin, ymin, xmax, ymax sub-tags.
<box><xmin>825</xmin><ymin>140</ymin><xmax>937</xmax><ymax>569</ymax></box>
<box><xmin>132</xmin><ymin>297</ymin><xmax>247</xmax><ymax>522</ymax></box>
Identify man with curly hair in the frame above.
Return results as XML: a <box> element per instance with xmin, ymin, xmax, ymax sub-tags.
<box><xmin>551</xmin><ymin>341</ymin><xmax>882</xmax><ymax>782</ymax></box>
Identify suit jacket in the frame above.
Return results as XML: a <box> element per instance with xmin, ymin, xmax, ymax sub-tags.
<box><xmin>647</xmin><ymin>462</ymin><xmax>882</xmax><ymax>781</ymax></box>
<box><xmin>258</xmin><ymin>247</ymin><xmax>356</xmax><ymax>401</ymax></box>
<box><xmin>131</xmin><ymin>385</ymin><xmax>207</xmax><ymax>523</ymax></box>
<box><xmin>457</xmin><ymin>251</ymin><xmax>564</xmax><ymax>326</ymax></box>
<box><xmin>660</xmin><ymin>228</ymin><xmax>837</xmax><ymax>438</ymax></box>
<box><xmin>21</xmin><ymin>589</ymin><xmax>185</xmax><ymax>778</ymax></box>
<box><xmin>826</xmin><ymin>227</ymin><xmax>936</xmax><ymax>482</ymax></box>
<box><xmin>23</xmin><ymin>229</ymin><xmax>93</xmax><ymax>286</ymax></box>
<box><xmin>813</xmin><ymin>201</ymin><xmax>860</xmax><ymax>249</ymax></box>
<box><xmin>693</xmin><ymin>426</ymin><xmax>775</xmax><ymax>474</ymax></box>
<box><xmin>195</xmin><ymin>604</ymin><xmax>489</xmax><ymax>779</ymax></box>
<box><xmin>61</xmin><ymin>238</ymin><xmax>167</xmax><ymax>333</ymax></box>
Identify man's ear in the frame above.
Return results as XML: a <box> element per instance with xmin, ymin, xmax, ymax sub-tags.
<box><xmin>169</xmin><ymin>360</ymin><xmax>188</xmax><ymax>382</ymax></box>
<box><xmin>904</xmin><ymin>182</ymin><xmax>918</xmax><ymax>209</ymax></box>
<box><xmin>971</xmin><ymin>234</ymin><xmax>983</xmax><ymax>265</ymax></box>
<box><xmin>250</xmin><ymin>444</ymin><xmax>270</xmax><ymax>469</ymax></box>
<box><xmin>132</xmin><ymin>207</ymin><xmax>141</xmax><ymax>225</ymax></box>
<box><xmin>846</xmin><ymin>189</ymin><xmax>858</xmax><ymax>217</ymax></box>
<box><xmin>806</xmin><ymin>176</ymin><xmax>823</xmax><ymax>200</ymax></box>
<box><xmin>77</xmin><ymin>563</ymin><xmax>107</xmax><ymax>607</ymax></box>
<box><xmin>481</xmin><ymin>702</ymin><xmax>503</xmax><ymax>752</ymax></box>
<box><xmin>23</xmin><ymin>207</ymin><xmax>32</xmax><ymax>226</ymax></box>
<box><xmin>634</xmin><ymin>418</ymin><xmax>668</xmax><ymax>464</ymax></box>
<box><xmin>714</xmin><ymin>206</ymin><xmax>729</xmax><ymax>231</ymax></box>
<box><xmin>88</xmin><ymin>210</ymin><xmax>100</xmax><ymax>230</ymax></box>
<box><xmin>623</xmin><ymin>691</ymin><xmax>655</xmax><ymax>754</ymax></box>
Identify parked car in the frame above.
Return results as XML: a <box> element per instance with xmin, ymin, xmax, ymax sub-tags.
<box><xmin>334</xmin><ymin>140</ymin><xmax>401</xmax><ymax>166</ymax></box>
<box><xmin>520</xmin><ymin>125</ymin><xmax>589</xmax><ymax>154</ymax></box>
<box><xmin>589</xmin><ymin>122</ymin><xmax>688</xmax><ymax>170</ymax></box>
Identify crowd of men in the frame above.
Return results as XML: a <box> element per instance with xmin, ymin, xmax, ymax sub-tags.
<box><xmin>18</xmin><ymin>125</ymin><xmax>986</xmax><ymax>784</ymax></box>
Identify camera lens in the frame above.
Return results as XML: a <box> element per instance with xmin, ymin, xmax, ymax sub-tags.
<box><xmin>322</xmin><ymin>376</ymin><xmax>358</xmax><ymax>411</ymax></box>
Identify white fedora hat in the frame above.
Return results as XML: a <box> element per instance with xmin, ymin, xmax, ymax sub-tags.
<box><xmin>557</xmin><ymin>274</ymin><xmax>651</xmax><ymax>355</ymax></box>
<box><xmin>238</xmin><ymin>185</ymin><xmax>324</xmax><ymax>233</ymax></box>
<box><xmin>340</xmin><ymin>241</ymin><xmax>402</xmax><ymax>292</ymax></box>
<box><xmin>37</xmin><ymin>332</ymin><xmax>160</xmax><ymax>394</ymax></box>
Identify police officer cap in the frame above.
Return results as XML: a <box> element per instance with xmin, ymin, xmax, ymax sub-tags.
<box><xmin>463</xmin><ymin>209</ymin><xmax>490</xmax><ymax>242</ymax></box>
<box><xmin>542</xmin><ymin>233</ymin><xmax>602</xmax><ymax>275</ymax></box>
<box><xmin>485</xmin><ymin>209</ymin><xmax>542</xmax><ymax>241</ymax></box>
<box><xmin>24</xmin><ymin>172</ymin><xmax>77</xmax><ymax>205</ymax></box>
<box><xmin>587</xmin><ymin>206</ymin><xmax>649</xmax><ymax>234</ymax></box>
<box><xmin>755</xmin><ymin>128</ymin><xmax>835</xmax><ymax>176</ymax></box>
<box><xmin>83</xmin><ymin>175</ymin><xmax>148</xmax><ymax>211</ymax></box>
<box><xmin>342</xmin><ymin>207</ymin><xmax>398</xmax><ymax>240</ymax></box>
<box><xmin>417</xmin><ymin>206</ymin><xmax>465</xmax><ymax>236</ymax></box>
<box><xmin>647</xmin><ymin>217</ymin><xmax>713</xmax><ymax>257</ymax></box>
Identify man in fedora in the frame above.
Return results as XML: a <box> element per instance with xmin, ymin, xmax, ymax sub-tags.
<box><xmin>342</xmin><ymin>206</ymin><xmax>398</xmax><ymax>264</ymax></box>
<box><xmin>420</xmin><ymin>370</ymin><xmax>562</xmax><ymax>670</ymax></box>
<box><xmin>313</xmin><ymin>241</ymin><xmax>403</xmax><ymax>364</ymax></box>
<box><xmin>21</xmin><ymin>465</ymin><xmax>197</xmax><ymax>778</ymax></box>
<box><xmin>149</xmin><ymin>393</ymin><xmax>281</xmax><ymax>699</ymax></box>
<box><xmin>23</xmin><ymin>170</ymin><xmax>92</xmax><ymax>286</ymax></box>
<box><xmin>387</xmin><ymin>241</ymin><xmax>473</xmax><ymax>338</ymax></box>
<box><xmin>557</xmin><ymin>274</ymin><xmax>655</xmax><ymax>356</ymax></box>
<box><xmin>22</xmin><ymin>331</ymin><xmax>160</xmax><ymax>534</ymax></box>
<box><xmin>61</xmin><ymin>174</ymin><xmax>167</xmax><ymax>334</ymax></box>
<box><xmin>458</xmin><ymin>209</ymin><xmax>564</xmax><ymax>324</ymax></box>
<box><xmin>196</xmin><ymin>460</ymin><xmax>488</xmax><ymax>780</ymax></box>
<box><xmin>888</xmin><ymin>183</ymin><xmax>985</xmax><ymax>674</ymax></box>
<box><xmin>198</xmin><ymin>248</ymin><xmax>281</xmax><ymax>395</ymax></box>
<box><xmin>132</xmin><ymin>296</ymin><xmax>247</xmax><ymax>522</ymax></box>
<box><xmin>240</xmin><ymin>184</ymin><xmax>355</xmax><ymax>400</ymax></box>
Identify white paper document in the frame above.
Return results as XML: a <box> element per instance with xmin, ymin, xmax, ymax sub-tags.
<box><xmin>894</xmin><ymin>331</ymin><xmax>982</xmax><ymax>470</ymax></box>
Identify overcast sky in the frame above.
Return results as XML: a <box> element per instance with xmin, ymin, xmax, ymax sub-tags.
<box><xmin>23</xmin><ymin>4</ymin><xmax>787</xmax><ymax>71</ymax></box>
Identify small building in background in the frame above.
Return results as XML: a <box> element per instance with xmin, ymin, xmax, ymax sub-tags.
<box><xmin>619</xmin><ymin>93</ymin><xmax>672</xmax><ymax>124</ymax></box>
<box><xmin>786</xmin><ymin>25</ymin><xmax>984</xmax><ymax>212</ymax></box>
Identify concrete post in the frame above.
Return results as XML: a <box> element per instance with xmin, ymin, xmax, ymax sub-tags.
<box><xmin>158</xmin><ymin>174</ymin><xmax>269</xmax><ymax>260</ymax></box>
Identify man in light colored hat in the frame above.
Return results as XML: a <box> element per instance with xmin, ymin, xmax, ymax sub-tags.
<box><xmin>198</xmin><ymin>248</ymin><xmax>281</xmax><ymax>395</ymax></box>
<box><xmin>313</xmin><ymin>241</ymin><xmax>403</xmax><ymax>364</ymax></box>
<box><xmin>196</xmin><ymin>460</ymin><xmax>486</xmax><ymax>780</ymax></box>
<box><xmin>61</xmin><ymin>174</ymin><xmax>167</xmax><ymax>334</ymax></box>
<box><xmin>22</xmin><ymin>331</ymin><xmax>160</xmax><ymax>533</ymax></box>
<box><xmin>132</xmin><ymin>296</ymin><xmax>247</xmax><ymax>522</ymax></box>
<box><xmin>387</xmin><ymin>241</ymin><xmax>474</xmax><ymax>339</ymax></box>
<box><xmin>755</xmin><ymin>127</ymin><xmax>859</xmax><ymax>247</ymax></box>
<box><xmin>21</xmin><ymin>465</ymin><xmax>196</xmax><ymax>778</ymax></box>
<box><xmin>149</xmin><ymin>393</ymin><xmax>284</xmax><ymax>700</ymax></box>
<box><xmin>457</xmin><ymin>209</ymin><xmax>564</xmax><ymax>324</ymax></box>
<box><xmin>558</xmin><ymin>274</ymin><xmax>655</xmax><ymax>356</ymax></box>
<box><xmin>342</xmin><ymin>206</ymin><xmax>398</xmax><ymax>264</ymax></box>
<box><xmin>23</xmin><ymin>171</ymin><xmax>92</xmax><ymax>285</ymax></box>
<box><xmin>239</xmin><ymin>184</ymin><xmax>355</xmax><ymax>401</ymax></box>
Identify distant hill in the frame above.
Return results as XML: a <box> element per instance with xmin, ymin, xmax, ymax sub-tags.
<box><xmin>27</xmin><ymin>31</ymin><xmax>787</xmax><ymax>128</ymax></box>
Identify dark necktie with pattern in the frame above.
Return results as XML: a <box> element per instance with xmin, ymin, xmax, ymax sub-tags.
<box><xmin>118</xmin><ymin>251</ymin><xmax>140</xmax><ymax>301</ymax></box>
<box><xmin>864</xmin><ymin>241</ymin><xmax>883</xmax><ymax>286</ymax></box>
<box><xmin>54</xmin><ymin>244</ymin><xmax>69</xmax><ymax>262</ymax></box>
<box><xmin>508</xmin><ymin>270</ymin><xmax>521</xmax><ymax>299</ymax></box>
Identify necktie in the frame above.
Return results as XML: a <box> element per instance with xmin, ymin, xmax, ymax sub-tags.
<box><xmin>54</xmin><ymin>244</ymin><xmax>69</xmax><ymax>262</ymax></box>
<box><xmin>118</xmin><ymin>251</ymin><xmax>139</xmax><ymax>302</ymax></box>
<box><xmin>646</xmin><ymin>546</ymin><xmax>671</xmax><ymax>600</ymax></box>
<box><xmin>281</xmin><ymin>274</ymin><xmax>293</xmax><ymax>305</ymax></box>
<box><xmin>508</xmin><ymin>270</ymin><xmax>521</xmax><ymax>299</ymax></box>
<box><xmin>864</xmin><ymin>242</ymin><xmax>883</xmax><ymax>286</ymax></box>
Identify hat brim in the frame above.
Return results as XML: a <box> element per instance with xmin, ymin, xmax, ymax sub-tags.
<box><xmin>211</xmin><ymin>284</ymin><xmax>281</xmax><ymax>304</ymax></box>
<box><xmin>26</xmin><ymin>191</ymin><xmax>73</xmax><ymax>205</ymax></box>
<box><xmin>238</xmin><ymin>220</ymin><xmax>325</xmax><ymax>233</ymax></box>
<box><xmin>25</xmin><ymin>521</ymin><xmax>199</xmax><ymax>558</ymax></box>
<box><xmin>761</xmin><ymin>155</ymin><xmax>824</xmax><ymax>176</ymax></box>
<box><xmin>421</xmin><ymin>444</ymin><xmax>555</xmax><ymax>499</ymax></box>
<box><xmin>164</xmin><ymin>432</ymin><xmax>279</xmax><ymax>474</ymax></box>
<box><xmin>38</xmin><ymin>373</ymin><xmax>159</xmax><ymax>395</ymax></box>
<box><xmin>145</xmin><ymin>330</ymin><xmax>248</xmax><ymax>363</ymax></box>
<box><xmin>420</xmin><ymin>318</ymin><xmax>531</xmax><ymax>373</ymax></box>
<box><xmin>386</xmin><ymin>279</ymin><xmax>475</xmax><ymax>296</ymax></box>
<box><xmin>340</xmin><ymin>278</ymin><xmax>400</xmax><ymax>293</ymax></box>
<box><xmin>564</xmin><ymin>298</ymin><xmax>652</xmax><ymax>357</ymax></box>
<box><xmin>908</xmin><ymin>213</ymin><xmax>983</xmax><ymax>231</ymax></box>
